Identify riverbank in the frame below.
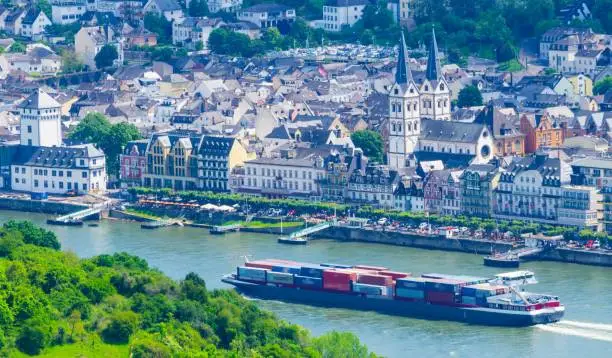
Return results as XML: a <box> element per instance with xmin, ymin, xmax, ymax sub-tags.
<box><xmin>0</xmin><ymin>197</ymin><xmax>87</xmax><ymax>215</ymax></box>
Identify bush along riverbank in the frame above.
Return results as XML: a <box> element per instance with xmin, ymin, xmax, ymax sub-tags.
<box><xmin>0</xmin><ymin>220</ymin><xmax>377</xmax><ymax>357</ymax></box>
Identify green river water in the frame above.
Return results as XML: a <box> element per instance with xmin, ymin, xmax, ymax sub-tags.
<box><xmin>1</xmin><ymin>210</ymin><xmax>611</xmax><ymax>357</ymax></box>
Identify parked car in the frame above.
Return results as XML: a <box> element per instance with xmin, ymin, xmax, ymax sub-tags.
<box><xmin>377</xmin><ymin>218</ymin><xmax>388</xmax><ymax>225</ymax></box>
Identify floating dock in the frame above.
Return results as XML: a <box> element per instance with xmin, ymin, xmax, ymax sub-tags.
<box><xmin>47</xmin><ymin>207</ymin><xmax>102</xmax><ymax>226</ymax></box>
<box><xmin>210</xmin><ymin>224</ymin><xmax>242</xmax><ymax>235</ymax></box>
<box><xmin>484</xmin><ymin>247</ymin><xmax>544</xmax><ymax>268</ymax></box>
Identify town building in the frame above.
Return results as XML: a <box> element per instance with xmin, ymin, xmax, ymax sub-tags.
<box><xmin>418</xmin><ymin>28</ymin><xmax>451</xmax><ymax>121</ymax></box>
<box><xmin>519</xmin><ymin>114</ymin><xmax>564</xmax><ymax>154</ymax></box>
<box><xmin>319</xmin><ymin>148</ymin><xmax>365</xmax><ymax>202</ymax></box>
<box><xmin>119</xmin><ymin>139</ymin><xmax>148</xmax><ymax>187</ymax></box>
<box><xmin>239</xmin><ymin>147</ymin><xmax>325</xmax><ymax>199</ymax></box>
<box><xmin>75</xmin><ymin>26</ymin><xmax>124</xmax><ymax>70</ymax></box>
<box><xmin>143</xmin><ymin>0</ymin><xmax>184</xmax><ymax>22</ymax></box>
<box><xmin>51</xmin><ymin>1</ymin><xmax>87</xmax><ymax>25</ymax></box>
<box><xmin>237</xmin><ymin>4</ymin><xmax>296</xmax><ymax>29</ymax></box>
<box><xmin>143</xmin><ymin>131</ymin><xmax>200</xmax><ymax>190</ymax></box>
<box><xmin>347</xmin><ymin>163</ymin><xmax>399</xmax><ymax>209</ymax></box>
<box><xmin>172</xmin><ymin>17</ymin><xmax>224</xmax><ymax>49</ymax></box>
<box><xmin>494</xmin><ymin>153</ymin><xmax>570</xmax><ymax>224</ymax></box>
<box><xmin>558</xmin><ymin>185</ymin><xmax>602</xmax><ymax>231</ymax></box>
<box><xmin>322</xmin><ymin>0</ymin><xmax>369</xmax><ymax>32</ymax></box>
<box><xmin>207</xmin><ymin>0</ymin><xmax>243</xmax><ymax>13</ymax></box>
<box><xmin>393</xmin><ymin>174</ymin><xmax>424</xmax><ymax>212</ymax></box>
<box><xmin>569</xmin><ymin>157</ymin><xmax>612</xmax><ymax>190</ymax></box>
<box><xmin>19</xmin><ymin>8</ymin><xmax>51</xmax><ymax>40</ymax></box>
<box><xmin>460</xmin><ymin>164</ymin><xmax>500</xmax><ymax>218</ymax></box>
<box><xmin>8</xmin><ymin>89</ymin><xmax>106</xmax><ymax>194</ymax></box>
<box><xmin>198</xmin><ymin>135</ymin><xmax>252</xmax><ymax>192</ymax></box>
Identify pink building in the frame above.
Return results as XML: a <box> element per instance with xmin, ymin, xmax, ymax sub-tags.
<box><xmin>120</xmin><ymin>140</ymin><xmax>148</xmax><ymax>187</ymax></box>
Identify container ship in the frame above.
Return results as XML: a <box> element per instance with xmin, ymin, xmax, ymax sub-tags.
<box><xmin>221</xmin><ymin>259</ymin><xmax>564</xmax><ymax>327</ymax></box>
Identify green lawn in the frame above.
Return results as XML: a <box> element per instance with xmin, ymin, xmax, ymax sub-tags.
<box><xmin>12</xmin><ymin>341</ymin><xmax>129</xmax><ymax>358</ymax></box>
<box><xmin>124</xmin><ymin>207</ymin><xmax>163</xmax><ymax>220</ymax></box>
<box><xmin>498</xmin><ymin>59</ymin><xmax>523</xmax><ymax>72</ymax></box>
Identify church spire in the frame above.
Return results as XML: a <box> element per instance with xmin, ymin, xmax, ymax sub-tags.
<box><xmin>426</xmin><ymin>25</ymin><xmax>441</xmax><ymax>81</ymax></box>
<box><xmin>395</xmin><ymin>32</ymin><xmax>413</xmax><ymax>84</ymax></box>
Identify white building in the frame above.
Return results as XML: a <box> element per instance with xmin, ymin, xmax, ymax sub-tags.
<box><xmin>18</xmin><ymin>89</ymin><xmax>62</xmax><ymax>147</ymax></box>
<box><xmin>237</xmin><ymin>4</ymin><xmax>296</xmax><ymax>29</ymax></box>
<box><xmin>10</xmin><ymin>89</ymin><xmax>107</xmax><ymax>194</ymax></box>
<box><xmin>322</xmin><ymin>0</ymin><xmax>368</xmax><ymax>32</ymax></box>
<box><xmin>143</xmin><ymin>0</ymin><xmax>184</xmax><ymax>22</ymax></box>
<box><xmin>75</xmin><ymin>26</ymin><xmax>123</xmax><ymax>70</ymax></box>
<box><xmin>207</xmin><ymin>0</ymin><xmax>242</xmax><ymax>13</ymax></box>
<box><xmin>558</xmin><ymin>185</ymin><xmax>602</xmax><ymax>231</ymax></box>
<box><xmin>51</xmin><ymin>1</ymin><xmax>87</xmax><ymax>25</ymax></box>
<box><xmin>11</xmin><ymin>145</ymin><xmax>107</xmax><ymax>194</ymax></box>
<box><xmin>239</xmin><ymin>153</ymin><xmax>325</xmax><ymax>199</ymax></box>
<box><xmin>19</xmin><ymin>8</ymin><xmax>51</xmax><ymax>40</ymax></box>
<box><xmin>172</xmin><ymin>17</ymin><xmax>224</xmax><ymax>49</ymax></box>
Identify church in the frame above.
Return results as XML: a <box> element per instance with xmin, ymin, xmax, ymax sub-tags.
<box><xmin>387</xmin><ymin>29</ymin><xmax>493</xmax><ymax>170</ymax></box>
<box><xmin>2</xmin><ymin>89</ymin><xmax>107</xmax><ymax>194</ymax></box>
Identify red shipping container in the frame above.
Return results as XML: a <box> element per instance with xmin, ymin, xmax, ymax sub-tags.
<box><xmin>425</xmin><ymin>291</ymin><xmax>455</xmax><ymax>304</ymax></box>
<box><xmin>245</xmin><ymin>261</ymin><xmax>274</xmax><ymax>270</ymax></box>
<box><xmin>378</xmin><ymin>271</ymin><xmax>411</xmax><ymax>280</ymax></box>
<box><xmin>323</xmin><ymin>270</ymin><xmax>357</xmax><ymax>292</ymax></box>
<box><xmin>357</xmin><ymin>274</ymin><xmax>393</xmax><ymax>286</ymax></box>
<box><xmin>354</xmin><ymin>265</ymin><xmax>388</xmax><ymax>271</ymax></box>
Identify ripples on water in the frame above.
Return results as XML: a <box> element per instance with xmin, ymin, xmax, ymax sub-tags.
<box><xmin>1</xmin><ymin>211</ymin><xmax>611</xmax><ymax>357</ymax></box>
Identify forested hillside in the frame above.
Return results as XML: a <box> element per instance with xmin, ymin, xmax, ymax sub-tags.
<box><xmin>0</xmin><ymin>221</ymin><xmax>376</xmax><ymax>357</ymax></box>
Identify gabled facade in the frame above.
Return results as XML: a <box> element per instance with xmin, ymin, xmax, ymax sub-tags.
<box><xmin>460</xmin><ymin>164</ymin><xmax>500</xmax><ymax>218</ymax></box>
<box><xmin>207</xmin><ymin>0</ymin><xmax>243</xmax><ymax>13</ymax></box>
<box><xmin>144</xmin><ymin>0</ymin><xmax>184</xmax><ymax>22</ymax></box>
<box><xmin>19</xmin><ymin>8</ymin><xmax>51</xmax><ymax>40</ymax></box>
<box><xmin>419</xmin><ymin>27</ymin><xmax>451</xmax><ymax>121</ymax></box>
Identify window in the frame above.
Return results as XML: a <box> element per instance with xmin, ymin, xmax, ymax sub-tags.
<box><xmin>52</xmin><ymin>170</ymin><xmax>56</xmax><ymax>176</ymax></box>
<box><xmin>14</xmin><ymin>167</ymin><xmax>18</xmax><ymax>173</ymax></box>
<box><xmin>27</xmin><ymin>125</ymin><xmax>32</xmax><ymax>133</ymax></box>
<box><xmin>82</xmin><ymin>171</ymin><xmax>88</xmax><ymax>178</ymax></box>
<box><xmin>80</xmin><ymin>159</ymin><xmax>85</xmax><ymax>166</ymax></box>
<box><xmin>34</xmin><ymin>180</ymin><xmax>38</xmax><ymax>187</ymax></box>
<box><xmin>67</xmin><ymin>171</ymin><xmax>72</xmax><ymax>178</ymax></box>
<box><xmin>82</xmin><ymin>184</ymin><xmax>87</xmax><ymax>191</ymax></box>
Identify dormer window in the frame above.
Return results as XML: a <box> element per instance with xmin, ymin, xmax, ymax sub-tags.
<box><xmin>394</xmin><ymin>88</ymin><xmax>399</xmax><ymax>95</ymax></box>
<box><xmin>440</xmin><ymin>84</ymin><xmax>445</xmax><ymax>91</ymax></box>
<box><xmin>424</xmin><ymin>85</ymin><xmax>429</xmax><ymax>91</ymax></box>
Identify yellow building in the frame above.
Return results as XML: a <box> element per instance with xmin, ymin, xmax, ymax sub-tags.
<box><xmin>143</xmin><ymin>130</ymin><xmax>253</xmax><ymax>192</ymax></box>
<box><xmin>567</xmin><ymin>73</ymin><xmax>593</xmax><ymax>96</ymax></box>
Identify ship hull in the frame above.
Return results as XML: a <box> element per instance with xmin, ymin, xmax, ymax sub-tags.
<box><xmin>222</xmin><ymin>277</ymin><xmax>564</xmax><ymax>327</ymax></box>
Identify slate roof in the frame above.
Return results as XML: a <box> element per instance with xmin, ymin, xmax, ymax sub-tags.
<box><xmin>12</xmin><ymin>144</ymin><xmax>104</xmax><ymax>168</ymax></box>
<box><xmin>18</xmin><ymin>89</ymin><xmax>60</xmax><ymax>109</ymax></box>
<box><xmin>149</xmin><ymin>0</ymin><xmax>181</xmax><ymax>11</ymax></box>
<box><xmin>500</xmin><ymin>153</ymin><xmax>567</xmax><ymax>187</ymax></box>
<box><xmin>243</xmin><ymin>4</ymin><xmax>291</xmax><ymax>12</ymax></box>
<box><xmin>425</xmin><ymin>27</ymin><xmax>441</xmax><ymax>82</ymax></box>
<box><xmin>324</xmin><ymin>0</ymin><xmax>369</xmax><ymax>6</ymax></box>
<box><xmin>21</xmin><ymin>8</ymin><xmax>42</xmax><ymax>24</ymax></box>
<box><xmin>419</xmin><ymin>119</ymin><xmax>487</xmax><ymax>143</ymax></box>
<box><xmin>199</xmin><ymin>136</ymin><xmax>236</xmax><ymax>157</ymax></box>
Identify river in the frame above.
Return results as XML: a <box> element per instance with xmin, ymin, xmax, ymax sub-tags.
<box><xmin>1</xmin><ymin>210</ymin><xmax>611</xmax><ymax>357</ymax></box>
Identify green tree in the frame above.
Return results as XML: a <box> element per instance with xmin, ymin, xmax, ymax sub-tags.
<box><xmin>189</xmin><ymin>0</ymin><xmax>209</xmax><ymax>17</ymax></box>
<box><xmin>16</xmin><ymin>319</ymin><xmax>53</xmax><ymax>355</ymax></box>
<box><xmin>496</xmin><ymin>42</ymin><xmax>515</xmax><ymax>63</ymax></box>
<box><xmin>144</xmin><ymin>13</ymin><xmax>172</xmax><ymax>44</ymax></box>
<box><xmin>102</xmin><ymin>311</ymin><xmax>140</xmax><ymax>344</ymax></box>
<box><xmin>69</xmin><ymin>112</ymin><xmax>112</xmax><ymax>144</ymax></box>
<box><xmin>195</xmin><ymin>40</ymin><xmax>204</xmax><ymax>51</ymax></box>
<box><xmin>9</xmin><ymin>41</ymin><xmax>25</xmax><ymax>53</ymax></box>
<box><xmin>2</xmin><ymin>221</ymin><xmax>60</xmax><ymax>250</ymax></box>
<box><xmin>313</xmin><ymin>331</ymin><xmax>375</xmax><ymax>358</ymax></box>
<box><xmin>351</xmin><ymin>130</ymin><xmax>384</xmax><ymax>163</ymax></box>
<box><xmin>593</xmin><ymin>0</ymin><xmax>612</xmax><ymax>33</ymax></box>
<box><xmin>60</xmin><ymin>49</ymin><xmax>84</xmax><ymax>74</ymax></box>
<box><xmin>69</xmin><ymin>113</ymin><xmax>141</xmax><ymax>175</ymax></box>
<box><xmin>94</xmin><ymin>44</ymin><xmax>118</xmax><ymax>69</ymax></box>
<box><xmin>37</xmin><ymin>0</ymin><xmax>52</xmax><ymax>19</ymax></box>
<box><xmin>594</xmin><ymin>76</ymin><xmax>612</xmax><ymax>95</ymax></box>
<box><xmin>262</xmin><ymin>27</ymin><xmax>283</xmax><ymax>50</ymax></box>
<box><xmin>457</xmin><ymin>85</ymin><xmax>483</xmax><ymax>107</ymax></box>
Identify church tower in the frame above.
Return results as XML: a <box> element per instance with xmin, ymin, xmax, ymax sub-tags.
<box><xmin>388</xmin><ymin>32</ymin><xmax>421</xmax><ymax>170</ymax></box>
<box><xmin>19</xmin><ymin>89</ymin><xmax>62</xmax><ymax>147</ymax></box>
<box><xmin>420</xmin><ymin>27</ymin><xmax>451</xmax><ymax>121</ymax></box>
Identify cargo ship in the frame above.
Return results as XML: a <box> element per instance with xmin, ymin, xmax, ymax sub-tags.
<box><xmin>222</xmin><ymin>259</ymin><xmax>564</xmax><ymax>327</ymax></box>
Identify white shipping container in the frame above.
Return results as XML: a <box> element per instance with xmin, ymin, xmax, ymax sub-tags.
<box><xmin>237</xmin><ymin>266</ymin><xmax>267</xmax><ymax>282</ymax></box>
<box><xmin>267</xmin><ymin>271</ymin><xmax>294</xmax><ymax>284</ymax></box>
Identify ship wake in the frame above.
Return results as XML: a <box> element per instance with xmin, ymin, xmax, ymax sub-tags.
<box><xmin>537</xmin><ymin>321</ymin><xmax>612</xmax><ymax>343</ymax></box>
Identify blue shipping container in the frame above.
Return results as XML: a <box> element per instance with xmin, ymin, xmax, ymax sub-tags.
<box><xmin>299</xmin><ymin>265</ymin><xmax>324</xmax><ymax>278</ymax></box>
<box><xmin>271</xmin><ymin>265</ymin><xmax>301</xmax><ymax>274</ymax></box>
<box><xmin>396</xmin><ymin>288</ymin><xmax>425</xmax><ymax>300</ymax></box>
<box><xmin>396</xmin><ymin>278</ymin><xmax>426</xmax><ymax>289</ymax></box>
<box><xmin>237</xmin><ymin>266</ymin><xmax>267</xmax><ymax>282</ymax></box>
<box><xmin>425</xmin><ymin>281</ymin><xmax>460</xmax><ymax>293</ymax></box>
<box><xmin>320</xmin><ymin>263</ymin><xmax>353</xmax><ymax>269</ymax></box>
<box><xmin>461</xmin><ymin>286</ymin><xmax>478</xmax><ymax>297</ymax></box>
<box><xmin>352</xmin><ymin>283</ymin><xmax>384</xmax><ymax>295</ymax></box>
<box><xmin>267</xmin><ymin>271</ymin><xmax>294</xmax><ymax>285</ymax></box>
<box><xmin>461</xmin><ymin>296</ymin><xmax>477</xmax><ymax>305</ymax></box>
<box><xmin>294</xmin><ymin>275</ymin><xmax>323</xmax><ymax>288</ymax></box>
